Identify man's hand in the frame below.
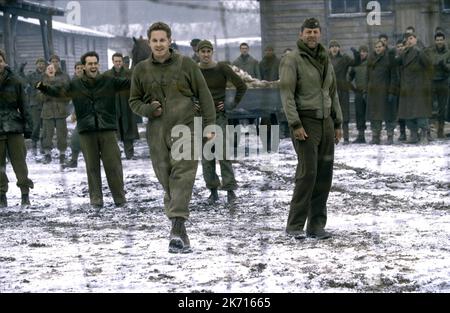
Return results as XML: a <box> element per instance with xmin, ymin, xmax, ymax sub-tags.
<box><xmin>150</xmin><ymin>100</ymin><xmax>162</xmax><ymax>118</ymax></box>
<box><xmin>216</xmin><ymin>101</ymin><xmax>225</xmax><ymax>112</ymax></box>
<box><xmin>293</xmin><ymin>127</ymin><xmax>308</xmax><ymax>141</ymax></box>
<box><xmin>205</xmin><ymin>132</ymin><xmax>215</xmax><ymax>141</ymax></box>
<box><xmin>335</xmin><ymin>128</ymin><xmax>342</xmax><ymax>144</ymax></box>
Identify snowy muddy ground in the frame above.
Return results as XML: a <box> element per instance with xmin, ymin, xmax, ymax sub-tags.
<box><xmin>0</xmin><ymin>124</ymin><xmax>449</xmax><ymax>293</ymax></box>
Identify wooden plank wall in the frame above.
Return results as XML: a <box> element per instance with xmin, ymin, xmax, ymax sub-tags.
<box><xmin>260</xmin><ymin>0</ymin><xmax>327</xmax><ymax>57</ymax></box>
<box><xmin>260</xmin><ymin>0</ymin><xmax>450</xmax><ymax>57</ymax></box>
<box><xmin>0</xmin><ymin>17</ymin><xmax>109</xmax><ymax>76</ymax></box>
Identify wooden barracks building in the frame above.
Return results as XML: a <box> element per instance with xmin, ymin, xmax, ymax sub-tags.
<box><xmin>0</xmin><ymin>0</ymin><xmax>113</xmax><ymax>75</ymax></box>
<box><xmin>259</xmin><ymin>0</ymin><xmax>450</xmax><ymax>55</ymax></box>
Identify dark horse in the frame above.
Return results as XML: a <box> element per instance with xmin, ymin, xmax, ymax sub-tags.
<box><xmin>131</xmin><ymin>37</ymin><xmax>150</xmax><ymax>68</ymax></box>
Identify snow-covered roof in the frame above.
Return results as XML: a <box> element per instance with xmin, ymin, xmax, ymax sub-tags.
<box><xmin>0</xmin><ymin>12</ymin><xmax>114</xmax><ymax>38</ymax></box>
<box><xmin>174</xmin><ymin>37</ymin><xmax>261</xmax><ymax>47</ymax></box>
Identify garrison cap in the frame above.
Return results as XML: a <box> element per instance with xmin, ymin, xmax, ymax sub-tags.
<box><xmin>302</xmin><ymin>17</ymin><xmax>321</xmax><ymax>29</ymax></box>
<box><xmin>35</xmin><ymin>57</ymin><xmax>46</xmax><ymax>64</ymax></box>
<box><xmin>190</xmin><ymin>38</ymin><xmax>201</xmax><ymax>47</ymax></box>
<box><xmin>197</xmin><ymin>40</ymin><xmax>214</xmax><ymax>51</ymax></box>
<box><xmin>329</xmin><ymin>40</ymin><xmax>340</xmax><ymax>47</ymax></box>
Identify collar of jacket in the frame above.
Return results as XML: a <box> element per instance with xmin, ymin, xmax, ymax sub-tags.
<box><xmin>0</xmin><ymin>67</ymin><xmax>12</xmax><ymax>86</ymax></box>
<box><xmin>81</xmin><ymin>72</ymin><xmax>102</xmax><ymax>87</ymax></box>
<box><xmin>151</xmin><ymin>48</ymin><xmax>177</xmax><ymax>65</ymax></box>
<box><xmin>297</xmin><ymin>39</ymin><xmax>328</xmax><ymax>65</ymax></box>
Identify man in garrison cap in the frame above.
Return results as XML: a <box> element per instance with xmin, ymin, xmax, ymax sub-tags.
<box><xmin>26</xmin><ymin>57</ymin><xmax>47</xmax><ymax>155</ymax></box>
<box><xmin>279</xmin><ymin>17</ymin><xmax>342</xmax><ymax>240</ymax></box>
<box><xmin>190</xmin><ymin>38</ymin><xmax>201</xmax><ymax>63</ymax></box>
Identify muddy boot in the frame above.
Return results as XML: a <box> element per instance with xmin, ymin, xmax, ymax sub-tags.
<box><xmin>63</xmin><ymin>158</ymin><xmax>77</xmax><ymax>169</ymax></box>
<box><xmin>207</xmin><ymin>188</ymin><xmax>219</xmax><ymax>204</ymax></box>
<box><xmin>370</xmin><ymin>131</ymin><xmax>381</xmax><ymax>145</ymax></box>
<box><xmin>0</xmin><ymin>194</ymin><xmax>7</xmax><ymax>208</ymax></box>
<box><xmin>386</xmin><ymin>130</ymin><xmax>394</xmax><ymax>145</ymax></box>
<box><xmin>419</xmin><ymin>128</ymin><xmax>429</xmax><ymax>145</ymax></box>
<box><xmin>426</xmin><ymin>129</ymin><xmax>434</xmax><ymax>142</ymax></box>
<box><xmin>31</xmin><ymin>141</ymin><xmax>37</xmax><ymax>156</ymax></box>
<box><xmin>407</xmin><ymin>130</ymin><xmax>419</xmax><ymax>144</ymax></box>
<box><xmin>42</xmin><ymin>153</ymin><xmax>52</xmax><ymax>164</ymax></box>
<box><xmin>398</xmin><ymin>129</ymin><xmax>407</xmax><ymax>142</ymax></box>
<box><xmin>343</xmin><ymin>123</ymin><xmax>349</xmax><ymax>145</ymax></box>
<box><xmin>169</xmin><ymin>217</ymin><xmax>192</xmax><ymax>254</ymax></box>
<box><xmin>352</xmin><ymin>130</ymin><xmax>366</xmax><ymax>144</ymax></box>
<box><xmin>227</xmin><ymin>190</ymin><xmax>237</xmax><ymax>203</ymax></box>
<box><xmin>59</xmin><ymin>153</ymin><xmax>66</xmax><ymax>164</ymax></box>
<box><xmin>21</xmin><ymin>194</ymin><xmax>30</xmax><ymax>206</ymax></box>
<box><xmin>437</xmin><ymin>121</ymin><xmax>445</xmax><ymax>139</ymax></box>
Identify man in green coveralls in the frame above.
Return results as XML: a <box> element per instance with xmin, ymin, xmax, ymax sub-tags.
<box><xmin>129</xmin><ymin>22</ymin><xmax>216</xmax><ymax>254</ymax></box>
<box><xmin>279</xmin><ymin>18</ymin><xmax>343</xmax><ymax>240</ymax></box>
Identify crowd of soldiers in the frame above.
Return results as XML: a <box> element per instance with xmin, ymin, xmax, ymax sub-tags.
<box><xmin>0</xmin><ymin>21</ymin><xmax>449</xmax><ymax>253</ymax></box>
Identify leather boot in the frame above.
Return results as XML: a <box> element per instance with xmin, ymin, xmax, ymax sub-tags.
<box><xmin>0</xmin><ymin>194</ymin><xmax>7</xmax><ymax>208</ymax></box>
<box><xmin>407</xmin><ymin>130</ymin><xmax>419</xmax><ymax>144</ymax></box>
<box><xmin>352</xmin><ymin>130</ymin><xmax>366</xmax><ymax>144</ymax></box>
<box><xmin>419</xmin><ymin>128</ymin><xmax>429</xmax><ymax>145</ymax></box>
<box><xmin>169</xmin><ymin>217</ymin><xmax>192</xmax><ymax>253</ymax></box>
<box><xmin>21</xmin><ymin>194</ymin><xmax>30</xmax><ymax>206</ymax></box>
<box><xmin>227</xmin><ymin>190</ymin><xmax>237</xmax><ymax>203</ymax></box>
<box><xmin>207</xmin><ymin>188</ymin><xmax>219</xmax><ymax>204</ymax></box>
<box><xmin>386</xmin><ymin>130</ymin><xmax>394</xmax><ymax>145</ymax></box>
<box><xmin>370</xmin><ymin>130</ymin><xmax>381</xmax><ymax>145</ymax></box>
<box><xmin>59</xmin><ymin>153</ymin><xmax>66</xmax><ymax>164</ymax></box>
<box><xmin>31</xmin><ymin>141</ymin><xmax>37</xmax><ymax>156</ymax></box>
<box><xmin>42</xmin><ymin>153</ymin><xmax>52</xmax><ymax>164</ymax></box>
<box><xmin>343</xmin><ymin>123</ymin><xmax>349</xmax><ymax>145</ymax></box>
<box><xmin>437</xmin><ymin>121</ymin><xmax>445</xmax><ymax>139</ymax></box>
<box><xmin>63</xmin><ymin>157</ymin><xmax>77</xmax><ymax>169</ymax></box>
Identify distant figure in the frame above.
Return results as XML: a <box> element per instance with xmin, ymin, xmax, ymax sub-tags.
<box><xmin>232</xmin><ymin>42</ymin><xmax>261</xmax><ymax>79</ymax></box>
<box><xmin>104</xmin><ymin>52</ymin><xmax>139</xmax><ymax>160</ymax></box>
<box><xmin>63</xmin><ymin>61</ymin><xmax>84</xmax><ymax>169</ymax></box>
<box><xmin>190</xmin><ymin>38</ymin><xmax>201</xmax><ymax>63</ymax></box>
<box><xmin>425</xmin><ymin>32</ymin><xmax>450</xmax><ymax>138</ymax></box>
<box><xmin>0</xmin><ymin>49</ymin><xmax>34</xmax><ymax>208</ymax></box>
<box><xmin>397</xmin><ymin>32</ymin><xmax>433</xmax><ymax>144</ymax></box>
<box><xmin>405</xmin><ymin>26</ymin><xmax>425</xmax><ymax>50</ymax></box>
<box><xmin>38</xmin><ymin>63</ymin><xmax>69</xmax><ymax>164</ymax></box>
<box><xmin>328</xmin><ymin>39</ymin><xmax>360</xmax><ymax>144</ymax></box>
<box><xmin>26</xmin><ymin>57</ymin><xmax>47</xmax><ymax>156</ymax></box>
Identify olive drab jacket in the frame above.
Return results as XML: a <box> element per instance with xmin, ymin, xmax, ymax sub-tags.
<box><xmin>37</xmin><ymin>73</ymin><xmax>130</xmax><ymax>133</ymax></box>
<box><xmin>129</xmin><ymin>50</ymin><xmax>216</xmax><ymax>133</ymax></box>
<box><xmin>424</xmin><ymin>44</ymin><xmax>450</xmax><ymax>81</ymax></box>
<box><xmin>279</xmin><ymin>40</ymin><xmax>343</xmax><ymax>131</ymax></box>
<box><xmin>38</xmin><ymin>75</ymin><xmax>69</xmax><ymax>119</ymax></box>
<box><xmin>0</xmin><ymin>67</ymin><xmax>32</xmax><ymax>135</ymax></box>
